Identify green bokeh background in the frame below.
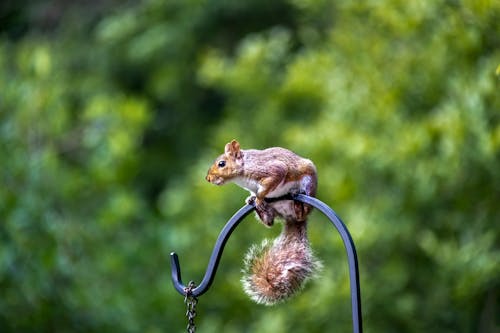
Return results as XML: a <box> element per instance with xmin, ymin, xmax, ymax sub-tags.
<box><xmin>1</xmin><ymin>1</ymin><xmax>499</xmax><ymax>332</ymax></box>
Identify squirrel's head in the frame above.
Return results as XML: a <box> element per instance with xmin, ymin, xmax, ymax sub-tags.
<box><xmin>206</xmin><ymin>139</ymin><xmax>244</xmax><ymax>185</ymax></box>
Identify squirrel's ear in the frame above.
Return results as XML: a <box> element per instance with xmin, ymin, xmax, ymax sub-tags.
<box><xmin>225</xmin><ymin>140</ymin><xmax>242</xmax><ymax>158</ymax></box>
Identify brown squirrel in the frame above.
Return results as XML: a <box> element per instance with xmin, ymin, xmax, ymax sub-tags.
<box><xmin>206</xmin><ymin>140</ymin><xmax>322</xmax><ymax>305</ymax></box>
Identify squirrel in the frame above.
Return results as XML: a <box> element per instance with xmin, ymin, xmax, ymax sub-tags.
<box><xmin>206</xmin><ymin>139</ymin><xmax>322</xmax><ymax>305</ymax></box>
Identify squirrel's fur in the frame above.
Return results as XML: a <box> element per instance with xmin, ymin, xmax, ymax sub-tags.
<box><xmin>206</xmin><ymin>140</ymin><xmax>321</xmax><ymax>305</ymax></box>
<box><xmin>241</xmin><ymin>219</ymin><xmax>322</xmax><ymax>305</ymax></box>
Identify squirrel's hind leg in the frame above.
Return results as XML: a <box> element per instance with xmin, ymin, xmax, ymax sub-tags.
<box><xmin>255</xmin><ymin>201</ymin><xmax>276</xmax><ymax>227</ymax></box>
<box><xmin>247</xmin><ymin>195</ymin><xmax>276</xmax><ymax>227</ymax></box>
<box><xmin>289</xmin><ymin>193</ymin><xmax>312</xmax><ymax>222</ymax></box>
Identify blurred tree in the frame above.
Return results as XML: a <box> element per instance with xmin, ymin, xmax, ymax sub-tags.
<box><xmin>0</xmin><ymin>0</ymin><xmax>499</xmax><ymax>332</ymax></box>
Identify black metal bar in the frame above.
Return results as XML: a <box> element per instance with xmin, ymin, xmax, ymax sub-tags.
<box><xmin>170</xmin><ymin>204</ymin><xmax>254</xmax><ymax>297</ymax></box>
<box><xmin>170</xmin><ymin>195</ymin><xmax>363</xmax><ymax>333</ymax></box>
<box><xmin>293</xmin><ymin>194</ymin><xmax>363</xmax><ymax>333</ymax></box>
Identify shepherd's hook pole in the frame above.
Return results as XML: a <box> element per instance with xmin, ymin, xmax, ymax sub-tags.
<box><xmin>170</xmin><ymin>194</ymin><xmax>363</xmax><ymax>333</ymax></box>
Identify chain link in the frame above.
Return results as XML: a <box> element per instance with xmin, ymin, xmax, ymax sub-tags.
<box><xmin>184</xmin><ymin>281</ymin><xmax>198</xmax><ymax>333</ymax></box>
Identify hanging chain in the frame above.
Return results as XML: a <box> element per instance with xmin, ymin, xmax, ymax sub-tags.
<box><xmin>184</xmin><ymin>281</ymin><xmax>198</xmax><ymax>333</ymax></box>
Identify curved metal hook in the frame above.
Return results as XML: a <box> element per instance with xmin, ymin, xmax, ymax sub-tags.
<box><xmin>170</xmin><ymin>203</ymin><xmax>254</xmax><ymax>297</ymax></box>
<box><xmin>170</xmin><ymin>195</ymin><xmax>363</xmax><ymax>333</ymax></box>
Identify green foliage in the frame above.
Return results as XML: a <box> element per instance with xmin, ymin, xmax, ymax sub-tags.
<box><xmin>1</xmin><ymin>0</ymin><xmax>499</xmax><ymax>332</ymax></box>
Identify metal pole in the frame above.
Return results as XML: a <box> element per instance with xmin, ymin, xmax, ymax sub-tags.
<box><xmin>170</xmin><ymin>195</ymin><xmax>363</xmax><ymax>332</ymax></box>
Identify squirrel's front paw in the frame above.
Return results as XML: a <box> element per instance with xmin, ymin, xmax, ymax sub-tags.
<box><xmin>246</xmin><ymin>195</ymin><xmax>256</xmax><ymax>206</ymax></box>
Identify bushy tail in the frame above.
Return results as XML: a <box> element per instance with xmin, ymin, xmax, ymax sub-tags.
<box><xmin>241</xmin><ymin>220</ymin><xmax>322</xmax><ymax>305</ymax></box>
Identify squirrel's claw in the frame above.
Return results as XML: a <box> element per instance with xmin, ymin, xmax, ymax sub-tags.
<box><xmin>245</xmin><ymin>195</ymin><xmax>256</xmax><ymax>206</ymax></box>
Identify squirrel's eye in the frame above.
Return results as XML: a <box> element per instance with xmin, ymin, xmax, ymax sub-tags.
<box><xmin>218</xmin><ymin>160</ymin><xmax>226</xmax><ymax>168</ymax></box>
